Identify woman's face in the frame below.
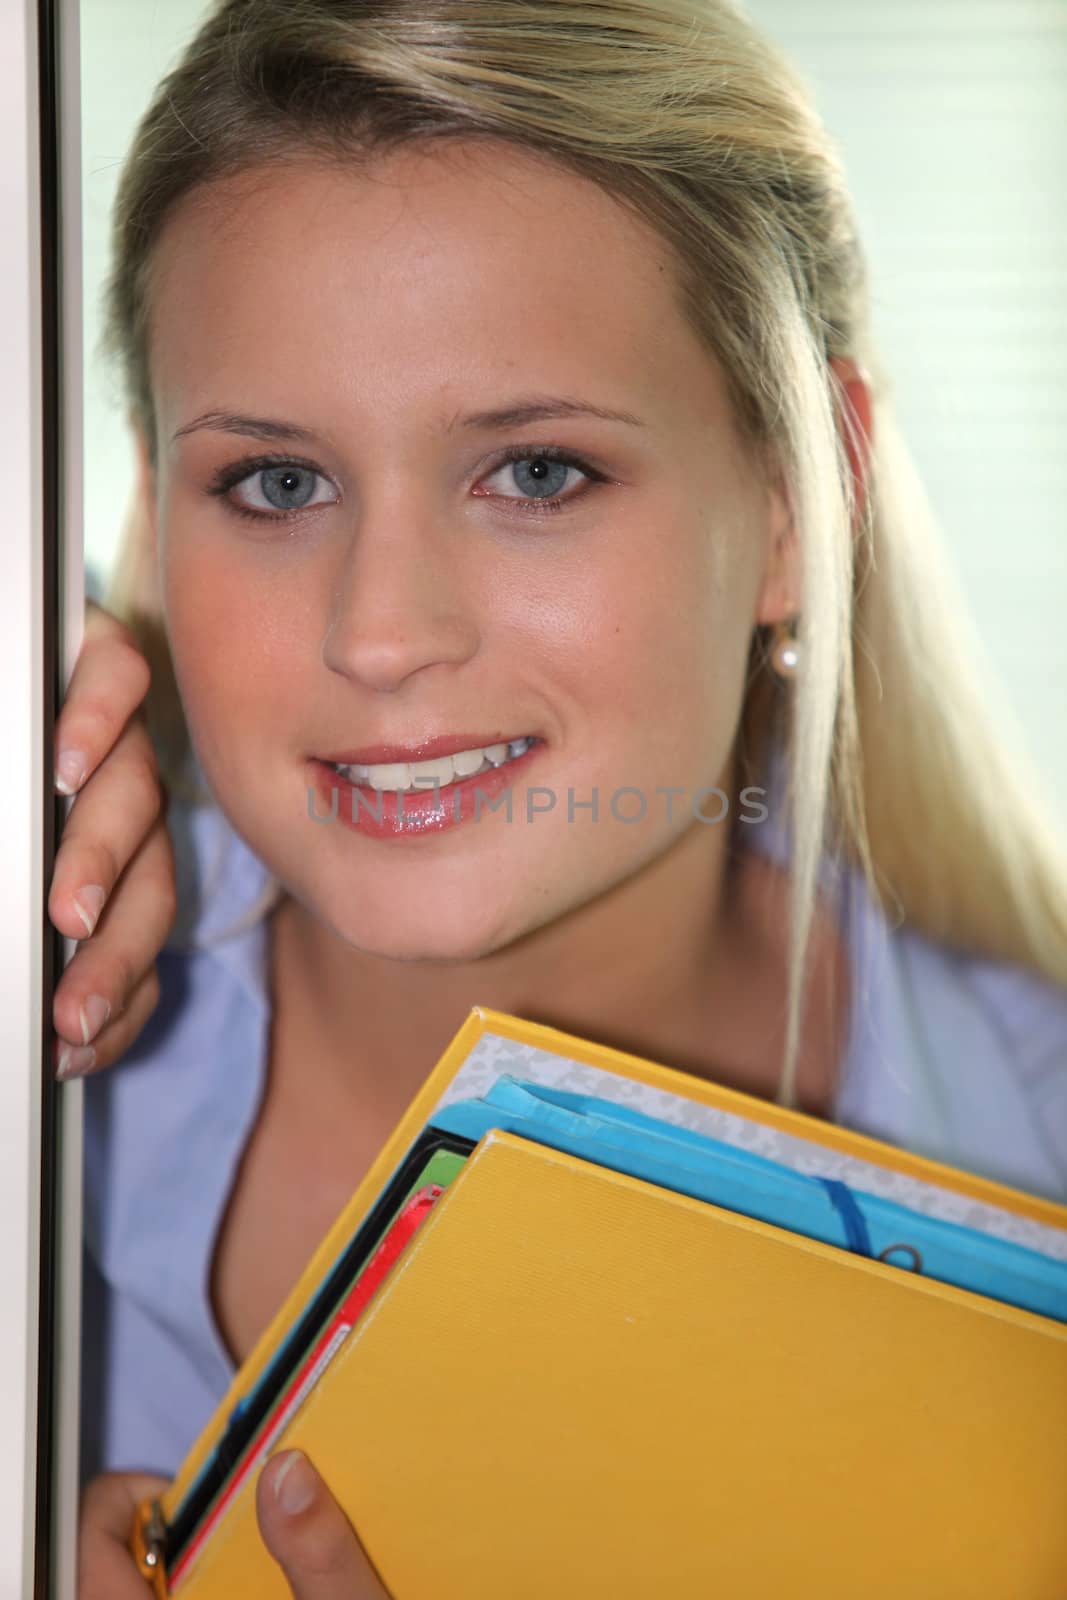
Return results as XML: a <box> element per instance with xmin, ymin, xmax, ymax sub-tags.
<box><xmin>142</xmin><ymin>138</ymin><xmax>795</xmax><ymax>961</ymax></box>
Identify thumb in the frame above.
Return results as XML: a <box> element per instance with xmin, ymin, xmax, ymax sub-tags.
<box><xmin>256</xmin><ymin>1450</ymin><xmax>390</xmax><ymax>1599</ymax></box>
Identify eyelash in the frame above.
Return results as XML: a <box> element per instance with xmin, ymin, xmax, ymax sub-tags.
<box><xmin>206</xmin><ymin>445</ymin><xmax>608</xmax><ymax>526</ymax></box>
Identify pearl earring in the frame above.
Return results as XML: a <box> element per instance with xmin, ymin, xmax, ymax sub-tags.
<box><xmin>770</xmin><ymin>616</ymin><xmax>801</xmax><ymax>679</ymax></box>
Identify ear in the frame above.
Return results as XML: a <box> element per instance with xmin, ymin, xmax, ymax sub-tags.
<box><xmin>752</xmin><ymin>462</ymin><xmax>800</xmax><ymax>628</ymax></box>
<box><xmin>827</xmin><ymin>356</ymin><xmax>874</xmax><ymax>531</ymax></box>
<box><xmin>752</xmin><ymin>356</ymin><xmax>876</xmax><ymax>628</ymax></box>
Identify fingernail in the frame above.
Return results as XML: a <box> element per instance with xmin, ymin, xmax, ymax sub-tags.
<box><xmin>73</xmin><ymin>885</ymin><xmax>107</xmax><ymax>938</ymax></box>
<box><xmin>79</xmin><ymin>994</ymin><xmax>111</xmax><ymax>1045</ymax></box>
<box><xmin>55</xmin><ymin>750</ymin><xmax>87</xmax><ymax>795</ymax></box>
<box><xmin>57</xmin><ymin>1044</ymin><xmax>96</xmax><ymax>1080</ymax></box>
<box><xmin>274</xmin><ymin>1451</ymin><xmax>316</xmax><ymax>1517</ymax></box>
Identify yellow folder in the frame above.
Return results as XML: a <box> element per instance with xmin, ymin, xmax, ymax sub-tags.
<box><xmin>131</xmin><ymin>1008</ymin><xmax>1067</xmax><ymax>1597</ymax></box>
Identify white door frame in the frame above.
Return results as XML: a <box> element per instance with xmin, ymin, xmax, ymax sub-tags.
<box><xmin>0</xmin><ymin>0</ymin><xmax>85</xmax><ymax>1592</ymax></box>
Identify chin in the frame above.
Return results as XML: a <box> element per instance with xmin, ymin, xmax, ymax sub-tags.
<box><xmin>325</xmin><ymin>893</ymin><xmax>529</xmax><ymax>967</ymax></box>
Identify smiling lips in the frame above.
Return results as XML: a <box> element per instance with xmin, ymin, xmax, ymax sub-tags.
<box><xmin>323</xmin><ymin>735</ymin><xmax>538</xmax><ymax>793</ymax></box>
<box><xmin>308</xmin><ymin>734</ymin><xmax>543</xmax><ymax>839</ymax></box>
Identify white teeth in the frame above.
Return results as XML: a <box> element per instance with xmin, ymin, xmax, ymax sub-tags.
<box><xmin>408</xmin><ymin>755</ymin><xmax>455</xmax><ymax>789</ymax></box>
<box><xmin>332</xmin><ymin>737</ymin><xmax>534</xmax><ymax>793</ymax></box>
<box><xmin>367</xmin><ymin>762</ymin><xmax>411</xmax><ymax>792</ymax></box>
<box><xmin>451</xmin><ymin>748</ymin><xmax>486</xmax><ymax>778</ymax></box>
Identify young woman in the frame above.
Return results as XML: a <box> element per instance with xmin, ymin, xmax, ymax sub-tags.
<box><xmin>62</xmin><ymin>0</ymin><xmax>1067</xmax><ymax>1592</ymax></box>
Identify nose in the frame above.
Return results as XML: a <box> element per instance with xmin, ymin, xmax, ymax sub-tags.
<box><xmin>321</xmin><ymin>508</ymin><xmax>481</xmax><ymax>693</ymax></box>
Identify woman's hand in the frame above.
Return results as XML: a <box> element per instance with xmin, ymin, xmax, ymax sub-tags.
<box><xmin>49</xmin><ymin>600</ymin><xmax>178</xmax><ymax>1079</ymax></box>
<box><xmin>77</xmin><ymin>1471</ymin><xmax>169</xmax><ymax>1598</ymax></box>
<box><xmin>76</xmin><ymin>1454</ymin><xmax>390</xmax><ymax>1599</ymax></box>
<box><xmin>257</xmin><ymin>1451</ymin><xmax>392</xmax><ymax>1598</ymax></box>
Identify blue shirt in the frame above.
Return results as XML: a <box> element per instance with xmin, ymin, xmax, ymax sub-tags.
<box><xmin>79</xmin><ymin>774</ymin><xmax>1067</xmax><ymax>1483</ymax></box>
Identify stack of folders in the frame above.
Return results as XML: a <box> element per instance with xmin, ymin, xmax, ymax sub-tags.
<box><xmin>131</xmin><ymin>1008</ymin><xmax>1067</xmax><ymax>1599</ymax></box>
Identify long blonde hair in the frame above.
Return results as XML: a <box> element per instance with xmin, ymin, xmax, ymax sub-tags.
<box><xmin>99</xmin><ymin>0</ymin><xmax>1067</xmax><ymax>1109</ymax></box>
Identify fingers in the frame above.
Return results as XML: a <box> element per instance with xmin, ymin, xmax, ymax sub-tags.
<box><xmin>256</xmin><ymin>1451</ymin><xmax>392</xmax><ymax>1600</ymax></box>
<box><xmin>53</xmin><ymin>819</ymin><xmax>176</xmax><ymax>1079</ymax></box>
<box><xmin>50</xmin><ymin>712</ymin><xmax>166</xmax><ymax>947</ymax></box>
<box><xmin>78</xmin><ymin>1471</ymin><xmax>170</xmax><ymax>1600</ymax></box>
<box><xmin>54</xmin><ymin>603</ymin><xmax>152</xmax><ymax>799</ymax></box>
<box><xmin>49</xmin><ymin>599</ymin><xmax>179</xmax><ymax>1078</ymax></box>
<box><xmin>56</xmin><ymin>963</ymin><xmax>162</xmax><ymax>1081</ymax></box>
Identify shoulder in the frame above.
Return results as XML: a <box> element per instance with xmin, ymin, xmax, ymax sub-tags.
<box><xmin>840</xmin><ymin>869</ymin><xmax>1067</xmax><ymax>1204</ymax></box>
<box><xmin>167</xmin><ymin>776</ymin><xmax>281</xmax><ymax>952</ymax></box>
<box><xmin>735</xmin><ymin>770</ymin><xmax>1067</xmax><ymax>1201</ymax></box>
<box><xmin>80</xmin><ymin>792</ymin><xmax>276</xmax><ymax>1477</ymax></box>
<box><xmin>82</xmin><ymin>792</ymin><xmax>273</xmax><ymax>1270</ymax></box>
<box><xmin>906</xmin><ymin>928</ymin><xmax>1066</xmax><ymax>1161</ymax></box>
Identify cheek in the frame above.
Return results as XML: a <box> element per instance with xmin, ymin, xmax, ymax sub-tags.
<box><xmin>159</xmin><ymin>536</ymin><xmax>312</xmax><ymax>768</ymax></box>
<box><xmin>536</xmin><ymin>511</ymin><xmax>753</xmax><ymax>764</ymax></box>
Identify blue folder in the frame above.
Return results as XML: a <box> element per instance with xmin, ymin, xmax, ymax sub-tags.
<box><xmin>430</xmin><ymin>1077</ymin><xmax>1067</xmax><ymax>1324</ymax></box>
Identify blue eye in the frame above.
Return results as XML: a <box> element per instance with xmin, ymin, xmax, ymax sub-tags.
<box><xmin>207</xmin><ymin>443</ymin><xmax>606</xmax><ymax>527</ymax></box>
<box><xmin>209</xmin><ymin>457</ymin><xmax>338</xmax><ymax>521</ymax></box>
<box><xmin>476</xmin><ymin>446</ymin><xmax>605</xmax><ymax>517</ymax></box>
<box><xmin>247</xmin><ymin>465</ymin><xmax>321</xmax><ymax>512</ymax></box>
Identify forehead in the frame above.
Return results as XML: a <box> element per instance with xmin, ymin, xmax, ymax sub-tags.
<box><xmin>146</xmin><ymin>138</ymin><xmax>738</xmax><ymax>450</ymax></box>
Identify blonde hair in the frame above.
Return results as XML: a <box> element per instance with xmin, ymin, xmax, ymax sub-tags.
<box><xmin>99</xmin><ymin>0</ymin><xmax>1067</xmax><ymax>1109</ymax></box>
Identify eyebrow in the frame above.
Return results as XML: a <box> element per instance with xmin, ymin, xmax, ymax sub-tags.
<box><xmin>446</xmin><ymin>396</ymin><xmax>647</xmax><ymax>433</ymax></box>
<box><xmin>171</xmin><ymin>395</ymin><xmax>647</xmax><ymax>445</ymax></box>
<box><xmin>171</xmin><ymin>412</ymin><xmax>319</xmax><ymax>445</ymax></box>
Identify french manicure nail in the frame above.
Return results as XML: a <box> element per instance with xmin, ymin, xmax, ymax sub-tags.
<box><xmin>73</xmin><ymin>885</ymin><xmax>107</xmax><ymax>938</ymax></box>
<box><xmin>274</xmin><ymin>1451</ymin><xmax>316</xmax><ymax>1517</ymax></box>
<box><xmin>57</xmin><ymin>1044</ymin><xmax>96</xmax><ymax>1080</ymax></box>
<box><xmin>79</xmin><ymin>994</ymin><xmax>111</xmax><ymax>1044</ymax></box>
<box><xmin>55</xmin><ymin>749</ymin><xmax>88</xmax><ymax>795</ymax></box>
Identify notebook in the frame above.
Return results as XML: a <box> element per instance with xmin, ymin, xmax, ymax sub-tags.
<box><xmin>130</xmin><ymin>1007</ymin><xmax>1067</xmax><ymax>1597</ymax></box>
